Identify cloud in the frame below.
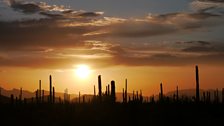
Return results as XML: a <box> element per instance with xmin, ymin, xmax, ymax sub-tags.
<box><xmin>84</xmin><ymin>12</ymin><xmax>224</xmax><ymax>38</ymax></box>
<box><xmin>179</xmin><ymin>41</ymin><xmax>224</xmax><ymax>53</ymax></box>
<box><xmin>0</xmin><ymin>1</ymin><xmax>105</xmax><ymax>51</ymax></box>
<box><xmin>0</xmin><ymin>0</ymin><xmax>224</xmax><ymax>68</ymax></box>
<box><xmin>191</xmin><ymin>0</ymin><xmax>224</xmax><ymax>14</ymax></box>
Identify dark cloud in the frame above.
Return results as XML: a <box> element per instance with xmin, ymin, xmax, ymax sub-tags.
<box><xmin>9</xmin><ymin>0</ymin><xmax>41</xmax><ymax>13</ymax></box>
<box><xmin>176</xmin><ymin>41</ymin><xmax>224</xmax><ymax>53</ymax></box>
<box><xmin>182</xmin><ymin>46</ymin><xmax>215</xmax><ymax>52</ymax></box>
<box><xmin>77</xmin><ymin>12</ymin><xmax>104</xmax><ymax>17</ymax></box>
<box><xmin>0</xmin><ymin>19</ymin><xmax>97</xmax><ymax>50</ymax></box>
<box><xmin>177</xmin><ymin>41</ymin><xmax>211</xmax><ymax>46</ymax></box>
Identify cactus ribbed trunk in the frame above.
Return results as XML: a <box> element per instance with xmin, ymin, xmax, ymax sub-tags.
<box><xmin>195</xmin><ymin>65</ymin><xmax>200</xmax><ymax>102</ymax></box>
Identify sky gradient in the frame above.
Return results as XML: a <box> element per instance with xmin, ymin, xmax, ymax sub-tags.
<box><xmin>0</xmin><ymin>0</ymin><xmax>224</xmax><ymax>95</ymax></box>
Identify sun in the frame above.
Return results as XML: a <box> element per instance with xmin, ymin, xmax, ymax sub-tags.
<box><xmin>75</xmin><ymin>64</ymin><xmax>91</xmax><ymax>79</ymax></box>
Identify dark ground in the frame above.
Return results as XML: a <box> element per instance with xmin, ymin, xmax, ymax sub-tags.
<box><xmin>0</xmin><ymin>103</ymin><xmax>223</xmax><ymax>126</ymax></box>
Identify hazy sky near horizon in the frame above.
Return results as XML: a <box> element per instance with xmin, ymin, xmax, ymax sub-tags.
<box><xmin>0</xmin><ymin>0</ymin><xmax>224</xmax><ymax>95</ymax></box>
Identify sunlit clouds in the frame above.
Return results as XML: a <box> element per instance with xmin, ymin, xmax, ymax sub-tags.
<box><xmin>0</xmin><ymin>0</ymin><xmax>224</xmax><ymax>69</ymax></box>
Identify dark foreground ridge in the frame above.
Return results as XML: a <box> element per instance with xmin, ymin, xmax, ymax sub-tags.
<box><xmin>0</xmin><ymin>103</ymin><xmax>223</xmax><ymax>126</ymax></box>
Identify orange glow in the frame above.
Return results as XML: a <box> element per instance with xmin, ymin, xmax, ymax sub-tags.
<box><xmin>0</xmin><ymin>65</ymin><xmax>223</xmax><ymax>96</ymax></box>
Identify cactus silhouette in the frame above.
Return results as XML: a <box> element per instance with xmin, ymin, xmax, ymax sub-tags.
<box><xmin>98</xmin><ymin>75</ymin><xmax>102</xmax><ymax>102</ymax></box>
<box><xmin>39</xmin><ymin>80</ymin><xmax>41</xmax><ymax>102</ymax></box>
<box><xmin>35</xmin><ymin>90</ymin><xmax>38</xmax><ymax>103</ymax></box>
<box><xmin>83</xmin><ymin>95</ymin><xmax>85</xmax><ymax>103</ymax></box>
<box><xmin>203</xmin><ymin>92</ymin><xmax>206</xmax><ymax>102</ymax></box>
<box><xmin>94</xmin><ymin>85</ymin><xmax>96</xmax><ymax>96</ymax></box>
<box><xmin>0</xmin><ymin>87</ymin><xmax>1</xmax><ymax>103</ymax></box>
<box><xmin>107</xmin><ymin>84</ymin><xmax>110</xmax><ymax>96</ymax></box>
<box><xmin>176</xmin><ymin>86</ymin><xmax>179</xmax><ymax>101</ymax></box>
<box><xmin>53</xmin><ymin>87</ymin><xmax>55</xmax><ymax>103</ymax></box>
<box><xmin>42</xmin><ymin>90</ymin><xmax>44</xmax><ymax>103</ymax></box>
<box><xmin>111</xmin><ymin>80</ymin><xmax>116</xmax><ymax>103</ymax></box>
<box><xmin>222</xmin><ymin>88</ymin><xmax>224</xmax><ymax>104</ymax></box>
<box><xmin>79</xmin><ymin>91</ymin><xmax>81</xmax><ymax>103</ymax></box>
<box><xmin>11</xmin><ymin>94</ymin><xmax>14</xmax><ymax>104</ymax></box>
<box><xmin>19</xmin><ymin>87</ymin><xmax>22</xmax><ymax>101</ymax></box>
<box><xmin>49</xmin><ymin>75</ymin><xmax>53</xmax><ymax>103</ymax></box>
<box><xmin>160</xmin><ymin>83</ymin><xmax>163</xmax><ymax>101</ymax></box>
<box><xmin>122</xmin><ymin>88</ymin><xmax>125</xmax><ymax>103</ymax></box>
<box><xmin>195</xmin><ymin>65</ymin><xmax>200</xmax><ymax>102</ymax></box>
<box><xmin>124</xmin><ymin>79</ymin><xmax>128</xmax><ymax>103</ymax></box>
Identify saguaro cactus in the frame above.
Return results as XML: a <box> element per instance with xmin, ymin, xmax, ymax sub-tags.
<box><xmin>39</xmin><ymin>80</ymin><xmax>41</xmax><ymax>102</ymax></box>
<box><xmin>107</xmin><ymin>85</ymin><xmax>110</xmax><ymax>95</ymax></box>
<box><xmin>98</xmin><ymin>75</ymin><xmax>102</xmax><ymax>101</ymax></box>
<box><xmin>19</xmin><ymin>87</ymin><xmax>22</xmax><ymax>101</ymax></box>
<box><xmin>0</xmin><ymin>87</ymin><xmax>1</xmax><ymax>103</ymax></box>
<box><xmin>122</xmin><ymin>88</ymin><xmax>125</xmax><ymax>103</ymax></box>
<box><xmin>94</xmin><ymin>85</ymin><xmax>96</xmax><ymax>96</ymax></box>
<box><xmin>79</xmin><ymin>91</ymin><xmax>81</xmax><ymax>103</ymax></box>
<box><xmin>195</xmin><ymin>65</ymin><xmax>200</xmax><ymax>102</ymax></box>
<box><xmin>222</xmin><ymin>88</ymin><xmax>224</xmax><ymax>104</ymax></box>
<box><xmin>11</xmin><ymin>94</ymin><xmax>14</xmax><ymax>104</ymax></box>
<box><xmin>176</xmin><ymin>86</ymin><xmax>179</xmax><ymax>101</ymax></box>
<box><xmin>42</xmin><ymin>90</ymin><xmax>45</xmax><ymax>103</ymax></box>
<box><xmin>35</xmin><ymin>90</ymin><xmax>38</xmax><ymax>103</ymax></box>
<box><xmin>111</xmin><ymin>80</ymin><xmax>116</xmax><ymax>103</ymax></box>
<box><xmin>160</xmin><ymin>83</ymin><xmax>163</xmax><ymax>101</ymax></box>
<box><xmin>53</xmin><ymin>87</ymin><xmax>55</xmax><ymax>103</ymax></box>
<box><xmin>49</xmin><ymin>75</ymin><xmax>52</xmax><ymax>103</ymax></box>
<box><xmin>125</xmin><ymin>79</ymin><xmax>128</xmax><ymax>103</ymax></box>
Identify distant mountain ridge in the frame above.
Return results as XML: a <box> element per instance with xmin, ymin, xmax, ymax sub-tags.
<box><xmin>0</xmin><ymin>87</ymin><xmax>223</xmax><ymax>102</ymax></box>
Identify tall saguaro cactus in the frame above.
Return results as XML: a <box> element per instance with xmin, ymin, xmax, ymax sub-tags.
<box><xmin>125</xmin><ymin>79</ymin><xmax>128</xmax><ymax>103</ymax></box>
<box><xmin>39</xmin><ymin>80</ymin><xmax>42</xmax><ymax>102</ymax></box>
<box><xmin>111</xmin><ymin>80</ymin><xmax>116</xmax><ymax>103</ymax></box>
<box><xmin>176</xmin><ymin>86</ymin><xmax>179</xmax><ymax>101</ymax></box>
<box><xmin>195</xmin><ymin>65</ymin><xmax>200</xmax><ymax>102</ymax></box>
<box><xmin>53</xmin><ymin>87</ymin><xmax>55</xmax><ymax>103</ymax></box>
<box><xmin>98</xmin><ymin>75</ymin><xmax>102</xmax><ymax>102</ymax></box>
<box><xmin>160</xmin><ymin>83</ymin><xmax>163</xmax><ymax>101</ymax></box>
<box><xmin>49</xmin><ymin>75</ymin><xmax>52</xmax><ymax>103</ymax></box>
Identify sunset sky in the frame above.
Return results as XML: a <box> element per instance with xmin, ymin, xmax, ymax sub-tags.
<box><xmin>0</xmin><ymin>0</ymin><xmax>224</xmax><ymax>96</ymax></box>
